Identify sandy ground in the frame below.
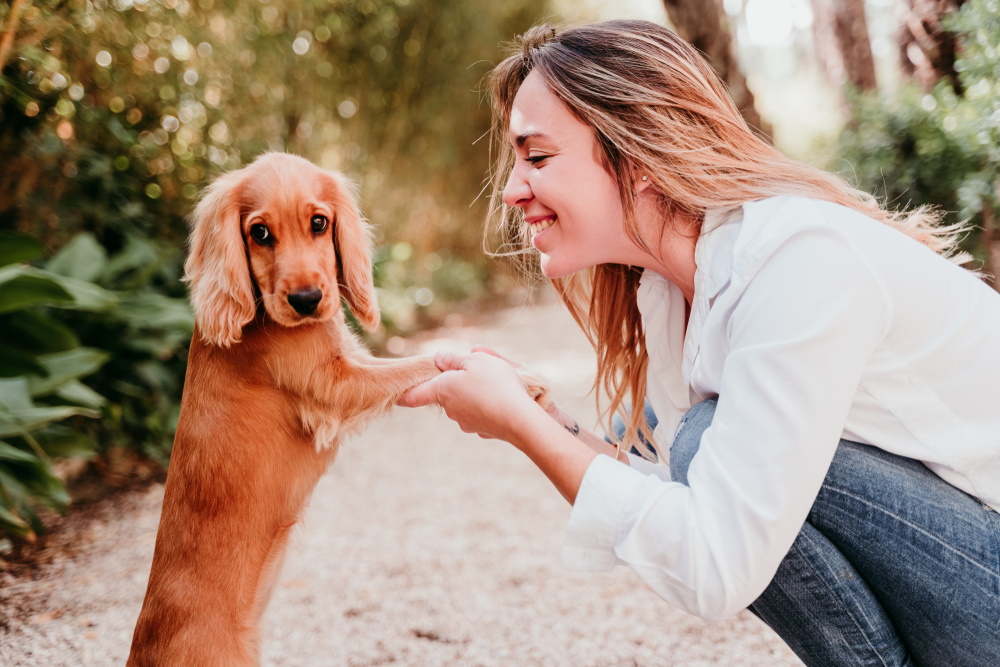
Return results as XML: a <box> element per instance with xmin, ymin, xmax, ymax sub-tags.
<box><xmin>0</xmin><ymin>293</ymin><xmax>801</xmax><ymax>666</ymax></box>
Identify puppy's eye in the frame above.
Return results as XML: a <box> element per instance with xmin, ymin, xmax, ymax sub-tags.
<box><xmin>249</xmin><ymin>223</ymin><xmax>272</xmax><ymax>245</ymax></box>
<box><xmin>310</xmin><ymin>215</ymin><xmax>329</xmax><ymax>234</ymax></box>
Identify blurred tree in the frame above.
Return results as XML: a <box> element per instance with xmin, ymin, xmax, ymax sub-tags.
<box><xmin>838</xmin><ymin>0</ymin><xmax>999</xmax><ymax>289</ymax></box>
<box><xmin>661</xmin><ymin>0</ymin><xmax>772</xmax><ymax>139</ymax></box>
<box><xmin>810</xmin><ymin>0</ymin><xmax>878</xmax><ymax>97</ymax></box>
<box><xmin>0</xmin><ymin>0</ymin><xmax>552</xmax><ymax>326</ymax></box>
<box><xmin>896</xmin><ymin>0</ymin><xmax>966</xmax><ymax>92</ymax></box>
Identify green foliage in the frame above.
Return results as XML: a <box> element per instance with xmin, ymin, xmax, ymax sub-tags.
<box><xmin>0</xmin><ymin>234</ymin><xmax>111</xmax><ymax>539</ymax></box>
<box><xmin>837</xmin><ymin>0</ymin><xmax>1000</xmax><ymax>263</ymax></box>
<box><xmin>43</xmin><ymin>233</ymin><xmax>194</xmax><ymax>464</ymax></box>
<box><xmin>0</xmin><ymin>231</ymin><xmax>193</xmax><ymax>541</ymax></box>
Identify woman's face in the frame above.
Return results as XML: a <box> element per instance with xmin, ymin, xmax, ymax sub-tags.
<box><xmin>502</xmin><ymin>70</ymin><xmax>638</xmax><ymax>279</ymax></box>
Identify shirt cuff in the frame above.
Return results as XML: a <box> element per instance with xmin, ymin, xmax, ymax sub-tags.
<box><xmin>561</xmin><ymin>454</ymin><xmax>656</xmax><ymax>572</ymax></box>
<box><xmin>627</xmin><ymin>451</ymin><xmax>671</xmax><ymax>481</ymax></box>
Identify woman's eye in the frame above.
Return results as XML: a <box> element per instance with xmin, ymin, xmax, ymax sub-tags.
<box><xmin>249</xmin><ymin>223</ymin><xmax>272</xmax><ymax>244</ymax></box>
<box><xmin>526</xmin><ymin>155</ymin><xmax>549</xmax><ymax>165</ymax></box>
<box><xmin>311</xmin><ymin>215</ymin><xmax>329</xmax><ymax>234</ymax></box>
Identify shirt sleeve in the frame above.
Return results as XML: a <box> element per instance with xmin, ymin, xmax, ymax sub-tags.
<box><xmin>561</xmin><ymin>225</ymin><xmax>891</xmax><ymax>621</ymax></box>
<box><xmin>626</xmin><ymin>451</ymin><xmax>671</xmax><ymax>480</ymax></box>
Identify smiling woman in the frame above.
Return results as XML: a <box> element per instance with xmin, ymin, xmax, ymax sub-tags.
<box><xmin>502</xmin><ymin>71</ymin><xmax>656</xmax><ymax>281</ymax></box>
<box><xmin>400</xmin><ymin>19</ymin><xmax>1000</xmax><ymax>667</ymax></box>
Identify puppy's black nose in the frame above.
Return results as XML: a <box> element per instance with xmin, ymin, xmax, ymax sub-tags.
<box><xmin>287</xmin><ymin>288</ymin><xmax>323</xmax><ymax>315</ymax></box>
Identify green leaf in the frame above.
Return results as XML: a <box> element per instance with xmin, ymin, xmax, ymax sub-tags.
<box><xmin>33</xmin><ymin>269</ymin><xmax>119</xmax><ymax>312</ymax></box>
<box><xmin>116</xmin><ymin>292</ymin><xmax>194</xmax><ymax>331</ymax></box>
<box><xmin>0</xmin><ymin>502</ymin><xmax>31</xmax><ymax>536</ymax></box>
<box><xmin>27</xmin><ymin>348</ymin><xmax>110</xmax><ymax>397</ymax></box>
<box><xmin>0</xmin><ymin>233</ymin><xmax>44</xmax><ymax>267</ymax></box>
<box><xmin>0</xmin><ymin>310</ymin><xmax>79</xmax><ymax>353</ymax></box>
<box><xmin>54</xmin><ymin>380</ymin><xmax>107</xmax><ymax>409</ymax></box>
<box><xmin>0</xmin><ymin>378</ymin><xmax>32</xmax><ymax>412</ymax></box>
<box><xmin>0</xmin><ymin>345</ymin><xmax>49</xmax><ymax>378</ymax></box>
<box><xmin>33</xmin><ymin>429</ymin><xmax>97</xmax><ymax>459</ymax></box>
<box><xmin>0</xmin><ymin>440</ymin><xmax>39</xmax><ymax>464</ymax></box>
<box><xmin>0</xmin><ymin>272</ymin><xmax>74</xmax><ymax>314</ymax></box>
<box><xmin>0</xmin><ymin>265</ymin><xmax>117</xmax><ymax>312</ymax></box>
<box><xmin>0</xmin><ymin>405</ymin><xmax>100</xmax><ymax>439</ymax></box>
<box><xmin>45</xmin><ymin>233</ymin><xmax>108</xmax><ymax>282</ymax></box>
<box><xmin>104</xmin><ymin>235</ymin><xmax>161</xmax><ymax>283</ymax></box>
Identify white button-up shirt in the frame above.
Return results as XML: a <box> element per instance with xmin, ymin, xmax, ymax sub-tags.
<box><xmin>562</xmin><ymin>196</ymin><xmax>1000</xmax><ymax>621</ymax></box>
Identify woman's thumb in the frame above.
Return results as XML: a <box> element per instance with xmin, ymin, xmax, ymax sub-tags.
<box><xmin>434</xmin><ymin>350</ymin><xmax>469</xmax><ymax>372</ymax></box>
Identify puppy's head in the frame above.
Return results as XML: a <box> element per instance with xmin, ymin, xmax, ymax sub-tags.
<box><xmin>185</xmin><ymin>152</ymin><xmax>380</xmax><ymax>347</ymax></box>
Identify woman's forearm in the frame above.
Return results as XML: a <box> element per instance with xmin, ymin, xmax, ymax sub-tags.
<box><xmin>547</xmin><ymin>406</ymin><xmax>630</xmax><ymax>465</ymax></box>
<box><xmin>509</xmin><ymin>404</ymin><xmax>603</xmax><ymax>504</ymax></box>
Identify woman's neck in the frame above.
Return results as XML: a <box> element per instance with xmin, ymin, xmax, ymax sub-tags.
<box><xmin>639</xmin><ymin>210</ymin><xmax>699</xmax><ymax>305</ymax></box>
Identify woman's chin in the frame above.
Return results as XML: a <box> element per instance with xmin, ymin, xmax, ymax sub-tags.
<box><xmin>539</xmin><ymin>256</ymin><xmax>569</xmax><ymax>280</ymax></box>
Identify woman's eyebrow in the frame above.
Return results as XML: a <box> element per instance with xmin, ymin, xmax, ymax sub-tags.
<box><xmin>514</xmin><ymin>130</ymin><xmax>552</xmax><ymax>147</ymax></box>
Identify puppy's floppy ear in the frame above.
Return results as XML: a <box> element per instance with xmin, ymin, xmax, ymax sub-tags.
<box><xmin>323</xmin><ymin>171</ymin><xmax>380</xmax><ymax>331</ymax></box>
<box><xmin>184</xmin><ymin>168</ymin><xmax>256</xmax><ymax>346</ymax></box>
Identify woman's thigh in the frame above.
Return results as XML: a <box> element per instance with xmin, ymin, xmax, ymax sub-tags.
<box><xmin>672</xmin><ymin>398</ymin><xmax>1000</xmax><ymax>665</ymax></box>
<box><xmin>808</xmin><ymin>440</ymin><xmax>1000</xmax><ymax>665</ymax></box>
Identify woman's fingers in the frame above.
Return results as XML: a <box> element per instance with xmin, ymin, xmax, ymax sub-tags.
<box><xmin>397</xmin><ymin>377</ymin><xmax>442</xmax><ymax>408</ymax></box>
<box><xmin>434</xmin><ymin>349</ymin><xmax>470</xmax><ymax>372</ymax></box>
<box><xmin>397</xmin><ymin>351</ymin><xmax>472</xmax><ymax>407</ymax></box>
<box><xmin>470</xmin><ymin>345</ymin><xmax>522</xmax><ymax>368</ymax></box>
<box><xmin>395</xmin><ymin>350</ymin><xmax>542</xmax><ymax>441</ymax></box>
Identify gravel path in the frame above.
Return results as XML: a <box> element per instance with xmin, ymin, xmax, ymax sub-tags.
<box><xmin>0</xmin><ymin>294</ymin><xmax>801</xmax><ymax>666</ymax></box>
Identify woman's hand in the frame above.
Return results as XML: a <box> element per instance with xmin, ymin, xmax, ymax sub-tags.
<box><xmin>398</xmin><ymin>350</ymin><xmax>547</xmax><ymax>444</ymax></box>
<box><xmin>399</xmin><ymin>347</ymin><xmax>624</xmax><ymax>504</ymax></box>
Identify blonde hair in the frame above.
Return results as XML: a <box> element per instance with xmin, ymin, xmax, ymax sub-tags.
<box><xmin>486</xmin><ymin>20</ymin><xmax>968</xmax><ymax>457</ymax></box>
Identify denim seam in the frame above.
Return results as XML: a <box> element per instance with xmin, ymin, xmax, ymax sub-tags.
<box><xmin>794</xmin><ymin>527</ymin><xmax>897</xmax><ymax>667</ymax></box>
<box><xmin>984</xmin><ymin>504</ymin><xmax>1000</xmax><ymax>579</ymax></box>
<box><xmin>822</xmin><ymin>484</ymin><xmax>1000</xmax><ymax>579</ymax></box>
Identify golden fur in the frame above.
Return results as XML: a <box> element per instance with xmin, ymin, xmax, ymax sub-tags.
<box><xmin>127</xmin><ymin>153</ymin><xmax>441</xmax><ymax>665</ymax></box>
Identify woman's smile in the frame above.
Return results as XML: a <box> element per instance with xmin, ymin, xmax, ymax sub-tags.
<box><xmin>527</xmin><ymin>214</ymin><xmax>557</xmax><ymax>243</ymax></box>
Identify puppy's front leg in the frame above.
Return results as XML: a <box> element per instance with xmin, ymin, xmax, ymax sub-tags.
<box><xmin>326</xmin><ymin>355</ymin><xmax>441</xmax><ymax>417</ymax></box>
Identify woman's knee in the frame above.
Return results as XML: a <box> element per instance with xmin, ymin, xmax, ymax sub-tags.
<box><xmin>670</xmin><ymin>397</ymin><xmax>718</xmax><ymax>486</ymax></box>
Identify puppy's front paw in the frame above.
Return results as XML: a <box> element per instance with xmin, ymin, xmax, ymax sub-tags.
<box><xmin>515</xmin><ymin>368</ymin><xmax>552</xmax><ymax>411</ymax></box>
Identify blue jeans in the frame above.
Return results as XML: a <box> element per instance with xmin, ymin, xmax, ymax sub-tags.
<box><xmin>613</xmin><ymin>399</ymin><xmax>1000</xmax><ymax>666</ymax></box>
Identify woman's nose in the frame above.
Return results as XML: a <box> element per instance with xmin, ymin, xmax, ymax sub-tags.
<box><xmin>502</xmin><ymin>163</ymin><xmax>531</xmax><ymax>208</ymax></box>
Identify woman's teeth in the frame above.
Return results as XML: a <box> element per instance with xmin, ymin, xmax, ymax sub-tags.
<box><xmin>530</xmin><ymin>217</ymin><xmax>555</xmax><ymax>235</ymax></box>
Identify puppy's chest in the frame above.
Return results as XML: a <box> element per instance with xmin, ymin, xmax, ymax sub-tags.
<box><xmin>264</xmin><ymin>354</ymin><xmax>360</xmax><ymax>452</ymax></box>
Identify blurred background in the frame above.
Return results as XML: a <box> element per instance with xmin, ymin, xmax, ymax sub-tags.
<box><xmin>0</xmin><ymin>0</ymin><xmax>997</xmax><ymax>549</ymax></box>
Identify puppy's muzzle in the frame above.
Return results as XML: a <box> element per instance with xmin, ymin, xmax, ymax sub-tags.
<box><xmin>287</xmin><ymin>288</ymin><xmax>323</xmax><ymax>315</ymax></box>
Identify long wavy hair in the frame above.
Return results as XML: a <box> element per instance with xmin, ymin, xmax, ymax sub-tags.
<box><xmin>486</xmin><ymin>20</ymin><xmax>968</xmax><ymax>457</ymax></box>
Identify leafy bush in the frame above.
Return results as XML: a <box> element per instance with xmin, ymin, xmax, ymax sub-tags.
<box><xmin>837</xmin><ymin>0</ymin><xmax>999</xmax><ymax>270</ymax></box>
<box><xmin>43</xmin><ymin>233</ymin><xmax>193</xmax><ymax>464</ymax></box>
<box><xmin>0</xmin><ymin>232</ymin><xmax>113</xmax><ymax>539</ymax></box>
<box><xmin>0</xmin><ymin>230</ymin><xmax>192</xmax><ymax>542</ymax></box>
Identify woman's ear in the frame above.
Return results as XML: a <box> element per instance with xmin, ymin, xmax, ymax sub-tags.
<box><xmin>323</xmin><ymin>171</ymin><xmax>380</xmax><ymax>331</ymax></box>
<box><xmin>183</xmin><ymin>169</ymin><xmax>256</xmax><ymax>346</ymax></box>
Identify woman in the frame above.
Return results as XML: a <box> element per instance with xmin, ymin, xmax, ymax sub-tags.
<box><xmin>400</xmin><ymin>21</ymin><xmax>1000</xmax><ymax>665</ymax></box>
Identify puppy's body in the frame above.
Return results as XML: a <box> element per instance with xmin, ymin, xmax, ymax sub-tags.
<box><xmin>128</xmin><ymin>153</ymin><xmax>438</xmax><ymax>665</ymax></box>
<box><xmin>130</xmin><ymin>319</ymin><xmax>435</xmax><ymax>664</ymax></box>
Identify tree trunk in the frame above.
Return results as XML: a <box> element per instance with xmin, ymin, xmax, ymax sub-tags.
<box><xmin>986</xmin><ymin>193</ymin><xmax>1000</xmax><ymax>293</ymax></box>
<box><xmin>810</xmin><ymin>0</ymin><xmax>878</xmax><ymax>94</ymax></box>
<box><xmin>0</xmin><ymin>0</ymin><xmax>32</xmax><ymax>73</ymax></box>
<box><xmin>661</xmin><ymin>0</ymin><xmax>772</xmax><ymax>140</ymax></box>
<box><xmin>895</xmin><ymin>0</ymin><xmax>966</xmax><ymax>93</ymax></box>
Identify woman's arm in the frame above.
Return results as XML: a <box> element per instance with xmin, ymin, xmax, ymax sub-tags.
<box><xmin>399</xmin><ymin>350</ymin><xmax>625</xmax><ymax>503</ymax></box>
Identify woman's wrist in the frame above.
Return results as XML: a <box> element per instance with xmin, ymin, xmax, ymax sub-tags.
<box><xmin>545</xmin><ymin>404</ymin><xmax>578</xmax><ymax>433</ymax></box>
